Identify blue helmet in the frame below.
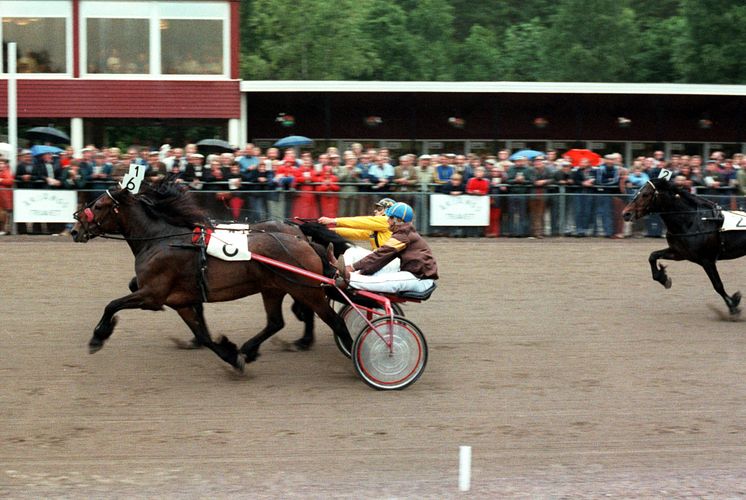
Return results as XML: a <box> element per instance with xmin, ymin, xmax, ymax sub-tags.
<box><xmin>385</xmin><ymin>202</ymin><xmax>414</xmax><ymax>223</ymax></box>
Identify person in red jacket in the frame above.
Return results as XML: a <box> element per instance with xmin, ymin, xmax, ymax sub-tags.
<box><xmin>292</xmin><ymin>155</ymin><xmax>320</xmax><ymax>219</ymax></box>
<box><xmin>0</xmin><ymin>158</ymin><xmax>14</xmax><ymax>234</ymax></box>
<box><xmin>466</xmin><ymin>165</ymin><xmax>491</xmax><ymax>236</ymax></box>
<box><xmin>315</xmin><ymin>164</ymin><xmax>340</xmax><ymax>218</ymax></box>
<box><xmin>466</xmin><ymin>165</ymin><xmax>489</xmax><ymax>195</ymax></box>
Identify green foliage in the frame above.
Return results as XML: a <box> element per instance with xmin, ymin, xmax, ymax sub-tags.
<box><xmin>632</xmin><ymin>16</ymin><xmax>683</xmax><ymax>82</ymax></box>
<box><xmin>407</xmin><ymin>0</ymin><xmax>457</xmax><ymax>79</ymax></box>
<box><xmin>358</xmin><ymin>0</ymin><xmax>414</xmax><ymax>80</ymax></box>
<box><xmin>238</xmin><ymin>0</ymin><xmax>746</xmax><ymax>84</ymax></box>
<box><xmin>543</xmin><ymin>0</ymin><xmax>639</xmax><ymax>81</ymax></box>
<box><xmin>243</xmin><ymin>0</ymin><xmax>373</xmax><ymax>79</ymax></box>
<box><xmin>454</xmin><ymin>25</ymin><xmax>502</xmax><ymax>80</ymax></box>
<box><xmin>501</xmin><ymin>19</ymin><xmax>548</xmax><ymax>81</ymax></box>
<box><xmin>675</xmin><ymin>0</ymin><xmax>746</xmax><ymax>83</ymax></box>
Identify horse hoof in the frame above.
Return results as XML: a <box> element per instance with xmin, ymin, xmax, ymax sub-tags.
<box><xmin>88</xmin><ymin>339</ymin><xmax>104</xmax><ymax>354</ymax></box>
<box><xmin>240</xmin><ymin>345</ymin><xmax>261</xmax><ymax>363</ymax></box>
<box><xmin>733</xmin><ymin>291</ymin><xmax>742</xmax><ymax>308</ymax></box>
<box><xmin>293</xmin><ymin>339</ymin><xmax>313</xmax><ymax>351</ymax></box>
<box><xmin>233</xmin><ymin>355</ymin><xmax>246</xmax><ymax>373</ymax></box>
<box><xmin>664</xmin><ymin>277</ymin><xmax>672</xmax><ymax>289</ymax></box>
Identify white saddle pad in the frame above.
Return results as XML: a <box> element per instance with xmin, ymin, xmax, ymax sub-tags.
<box><xmin>206</xmin><ymin>224</ymin><xmax>252</xmax><ymax>261</ymax></box>
<box><xmin>720</xmin><ymin>210</ymin><xmax>746</xmax><ymax>232</ymax></box>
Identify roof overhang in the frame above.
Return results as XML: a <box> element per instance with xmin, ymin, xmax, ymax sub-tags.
<box><xmin>240</xmin><ymin>80</ymin><xmax>746</xmax><ymax>96</ymax></box>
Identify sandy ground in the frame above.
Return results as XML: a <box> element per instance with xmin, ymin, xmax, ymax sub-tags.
<box><xmin>2</xmin><ymin>236</ymin><xmax>746</xmax><ymax>498</ymax></box>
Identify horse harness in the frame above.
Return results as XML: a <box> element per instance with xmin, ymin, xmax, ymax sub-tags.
<box><xmin>642</xmin><ymin>180</ymin><xmax>728</xmax><ymax>251</ymax></box>
<box><xmin>78</xmin><ymin>192</ymin><xmax>326</xmax><ymax>300</ymax></box>
<box><xmin>73</xmin><ymin>189</ymin><xmax>122</xmax><ymax>236</ymax></box>
<box><xmin>184</xmin><ymin>226</ymin><xmax>326</xmax><ymax>301</ymax></box>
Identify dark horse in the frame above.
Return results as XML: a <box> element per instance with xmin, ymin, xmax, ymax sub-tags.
<box><xmin>622</xmin><ymin>176</ymin><xmax>745</xmax><ymax>316</ymax></box>
<box><xmin>71</xmin><ymin>181</ymin><xmax>353</xmax><ymax>371</ymax></box>
<box><xmin>130</xmin><ymin>219</ymin><xmax>336</xmax><ymax>352</ymax></box>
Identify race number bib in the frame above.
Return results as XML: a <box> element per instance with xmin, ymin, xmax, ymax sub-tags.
<box><xmin>120</xmin><ymin>163</ymin><xmax>146</xmax><ymax>194</ymax></box>
<box><xmin>206</xmin><ymin>227</ymin><xmax>252</xmax><ymax>261</ymax></box>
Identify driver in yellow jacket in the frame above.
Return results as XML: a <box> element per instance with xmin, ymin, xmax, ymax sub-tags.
<box><xmin>318</xmin><ymin>197</ymin><xmax>395</xmax><ymax>249</ymax></box>
<box><xmin>318</xmin><ymin>197</ymin><xmax>400</xmax><ymax>273</ymax></box>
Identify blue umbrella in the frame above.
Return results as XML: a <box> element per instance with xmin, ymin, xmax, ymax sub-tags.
<box><xmin>509</xmin><ymin>149</ymin><xmax>544</xmax><ymax>161</ymax></box>
<box><xmin>273</xmin><ymin>135</ymin><xmax>314</xmax><ymax>148</ymax></box>
<box><xmin>30</xmin><ymin>145</ymin><xmax>63</xmax><ymax>157</ymax></box>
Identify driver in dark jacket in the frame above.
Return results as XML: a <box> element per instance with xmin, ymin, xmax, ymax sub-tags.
<box><xmin>335</xmin><ymin>202</ymin><xmax>438</xmax><ymax>294</ymax></box>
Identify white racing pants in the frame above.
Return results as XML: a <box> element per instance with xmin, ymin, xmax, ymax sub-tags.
<box><xmin>343</xmin><ymin>246</ymin><xmax>434</xmax><ymax>294</ymax></box>
<box><xmin>343</xmin><ymin>246</ymin><xmax>400</xmax><ymax>273</ymax></box>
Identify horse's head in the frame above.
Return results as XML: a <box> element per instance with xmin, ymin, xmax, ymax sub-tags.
<box><xmin>71</xmin><ymin>188</ymin><xmax>130</xmax><ymax>242</ymax></box>
<box><xmin>622</xmin><ymin>177</ymin><xmax>669</xmax><ymax>222</ymax></box>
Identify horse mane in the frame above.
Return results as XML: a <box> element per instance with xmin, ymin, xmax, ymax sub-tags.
<box><xmin>135</xmin><ymin>177</ymin><xmax>211</xmax><ymax>228</ymax></box>
<box><xmin>659</xmin><ymin>178</ymin><xmax>719</xmax><ymax>210</ymax></box>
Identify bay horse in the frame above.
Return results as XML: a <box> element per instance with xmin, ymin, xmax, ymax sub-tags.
<box><xmin>125</xmin><ymin>219</ymin><xmax>355</xmax><ymax>352</ymax></box>
<box><xmin>622</xmin><ymin>176</ymin><xmax>746</xmax><ymax>316</ymax></box>
<box><xmin>71</xmin><ymin>181</ymin><xmax>353</xmax><ymax>372</ymax></box>
<box><xmin>130</xmin><ymin>219</ymin><xmax>333</xmax><ymax>352</ymax></box>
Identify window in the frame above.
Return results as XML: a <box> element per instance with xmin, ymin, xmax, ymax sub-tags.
<box><xmin>161</xmin><ymin>19</ymin><xmax>223</xmax><ymax>75</ymax></box>
<box><xmin>2</xmin><ymin>17</ymin><xmax>66</xmax><ymax>73</ymax></box>
<box><xmin>86</xmin><ymin>18</ymin><xmax>149</xmax><ymax>74</ymax></box>
<box><xmin>81</xmin><ymin>1</ymin><xmax>229</xmax><ymax>77</ymax></box>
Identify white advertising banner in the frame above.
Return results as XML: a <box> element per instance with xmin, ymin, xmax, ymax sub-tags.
<box><xmin>14</xmin><ymin>189</ymin><xmax>78</xmax><ymax>223</ymax></box>
<box><xmin>429</xmin><ymin>194</ymin><xmax>490</xmax><ymax>226</ymax></box>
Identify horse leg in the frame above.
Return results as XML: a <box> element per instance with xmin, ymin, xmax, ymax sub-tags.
<box><xmin>175</xmin><ymin>304</ymin><xmax>243</xmax><ymax>371</ymax></box>
<box><xmin>701</xmin><ymin>260</ymin><xmax>742</xmax><ymax>316</ymax></box>
<box><xmin>126</xmin><ymin>277</ymin><xmax>204</xmax><ymax>346</ymax></box>
<box><xmin>239</xmin><ymin>290</ymin><xmax>286</xmax><ymax>363</ymax></box>
<box><xmin>169</xmin><ymin>302</ymin><xmax>205</xmax><ymax>350</ymax></box>
<box><xmin>291</xmin><ymin>300</ymin><xmax>315</xmax><ymax>351</ymax></box>
<box><xmin>648</xmin><ymin>247</ymin><xmax>684</xmax><ymax>289</ymax></box>
<box><xmin>89</xmin><ymin>290</ymin><xmax>164</xmax><ymax>353</ymax></box>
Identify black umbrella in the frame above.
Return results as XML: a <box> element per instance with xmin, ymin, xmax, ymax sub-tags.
<box><xmin>26</xmin><ymin>126</ymin><xmax>70</xmax><ymax>144</ymax></box>
<box><xmin>196</xmin><ymin>139</ymin><xmax>236</xmax><ymax>155</ymax></box>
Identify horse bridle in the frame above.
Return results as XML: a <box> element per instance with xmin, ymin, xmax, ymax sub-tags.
<box><xmin>73</xmin><ymin>190</ymin><xmax>121</xmax><ymax>238</ymax></box>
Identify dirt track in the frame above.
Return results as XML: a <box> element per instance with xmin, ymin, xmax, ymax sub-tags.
<box><xmin>2</xmin><ymin>236</ymin><xmax>746</xmax><ymax>498</ymax></box>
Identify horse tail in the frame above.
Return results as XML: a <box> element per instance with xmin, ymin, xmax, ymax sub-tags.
<box><xmin>297</xmin><ymin>222</ymin><xmax>351</xmax><ymax>257</ymax></box>
<box><xmin>308</xmin><ymin>241</ymin><xmax>337</xmax><ymax>279</ymax></box>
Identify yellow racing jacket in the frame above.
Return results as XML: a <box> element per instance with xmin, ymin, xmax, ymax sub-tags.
<box><xmin>333</xmin><ymin>215</ymin><xmax>391</xmax><ymax>249</ymax></box>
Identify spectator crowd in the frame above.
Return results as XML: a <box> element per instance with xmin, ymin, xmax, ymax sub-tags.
<box><xmin>1</xmin><ymin>141</ymin><xmax>745</xmax><ymax>238</ymax></box>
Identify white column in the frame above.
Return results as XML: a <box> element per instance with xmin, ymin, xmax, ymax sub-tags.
<box><xmin>149</xmin><ymin>4</ymin><xmax>161</xmax><ymax>74</ymax></box>
<box><xmin>228</xmin><ymin>118</ymin><xmax>240</xmax><ymax>148</ymax></box>
<box><xmin>239</xmin><ymin>92</ymin><xmax>247</xmax><ymax>147</ymax></box>
<box><xmin>7</xmin><ymin>43</ymin><xmax>17</xmax><ymax>173</ymax></box>
<box><xmin>71</xmin><ymin>118</ymin><xmax>84</xmax><ymax>156</ymax></box>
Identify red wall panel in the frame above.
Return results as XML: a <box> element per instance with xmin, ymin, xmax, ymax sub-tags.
<box><xmin>0</xmin><ymin>79</ymin><xmax>240</xmax><ymax>119</ymax></box>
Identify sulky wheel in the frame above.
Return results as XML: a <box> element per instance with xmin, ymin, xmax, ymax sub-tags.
<box><xmin>334</xmin><ymin>302</ymin><xmax>404</xmax><ymax>358</ymax></box>
<box><xmin>352</xmin><ymin>315</ymin><xmax>427</xmax><ymax>390</ymax></box>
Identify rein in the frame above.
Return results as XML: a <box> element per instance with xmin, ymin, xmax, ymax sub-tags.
<box><xmin>248</xmin><ymin>229</ymin><xmax>327</xmax><ymax>288</ymax></box>
<box><xmin>96</xmin><ymin>232</ymin><xmax>195</xmax><ymax>241</ymax></box>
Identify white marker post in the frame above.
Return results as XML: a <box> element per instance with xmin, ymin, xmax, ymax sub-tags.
<box><xmin>459</xmin><ymin>445</ymin><xmax>471</xmax><ymax>492</ymax></box>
